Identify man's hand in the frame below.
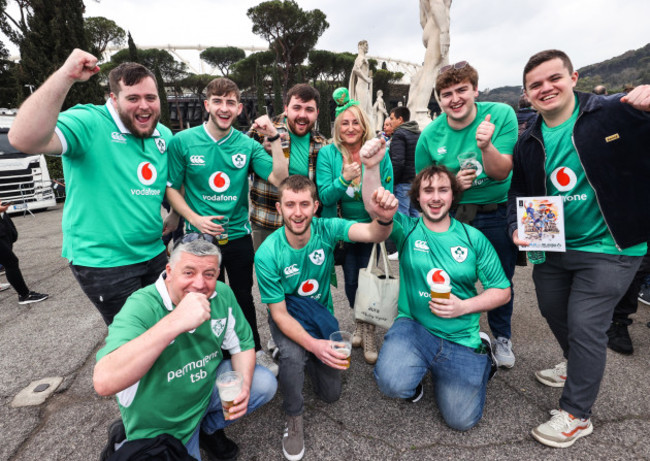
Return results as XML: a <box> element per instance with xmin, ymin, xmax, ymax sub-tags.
<box><xmin>476</xmin><ymin>114</ymin><xmax>495</xmax><ymax>150</ymax></box>
<box><xmin>429</xmin><ymin>293</ymin><xmax>468</xmax><ymax>318</ymax></box>
<box><xmin>310</xmin><ymin>339</ymin><xmax>349</xmax><ymax>370</ymax></box>
<box><xmin>342</xmin><ymin>161</ymin><xmax>361</xmax><ymax>182</ymax></box>
<box><xmin>168</xmin><ymin>292</ymin><xmax>211</xmax><ymax>334</ymax></box>
<box><xmin>368</xmin><ymin>187</ymin><xmax>398</xmax><ymax>222</ymax></box>
<box><xmin>359</xmin><ymin>137</ymin><xmax>386</xmax><ymax>169</ymax></box>
<box><xmin>456</xmin><ymin>169</ymin><xmax>476</xmax><ymax>191</ymax></box>
<box><xmin>0</xmin><ymin>202</ymin><xmax>10</xmax><ymax>213</ymax></box>
<box><xmin>162</xmin><ymin>210</ymin><xmax>180</xmax><ymax>236</ymax></box>
<box><xmin>250</xmin><ymin>115</ymin><xmax>278</xmax><ymax>138</ymax></box>
<box><xmin>512</xmin><ymin>229</ymin><xmax>530</xmax><ymax>247</ymax></box>
<box><xmin>223</xmin><ymin>386</ymin><xmax>250</xmax><ymax>421</ymax></box>
<box><xmin>189</xmin><ymin>215</ymin><xmax>225</xmax><ymax>236</ymax></box>
<box><xmin>59</xmin><ymin>49</ymin><xmax>100</xmax><ymax>83</ymax></box>
<box><xmin>621</xmin><ymin>85</ymin><xmax>650</xmax><ymax>112</ymax></box>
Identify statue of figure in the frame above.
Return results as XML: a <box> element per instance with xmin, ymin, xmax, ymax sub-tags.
<box><xmin>372</xmin><ymin>90</ymin><xmax>388</xmax><ymax>132</ymax></box>
<box><xmin>407</xmin><ymin>0</ymin><xmax>452</xmax><ymax>129</ymax></box>
<box><xmin>349</xmin><ymin>40</ymin><xmax>373</xmax><ymax>117</ymax></box>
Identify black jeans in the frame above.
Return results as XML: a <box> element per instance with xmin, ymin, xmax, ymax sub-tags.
<box><xmin>0</xmin><ymin>236</ymin><xmax>29</xmax><ymax>297</ymax></box>
<box><xmin>70</xmin><ymin>251</ymin><xmax>168</xmax><ymax>325</ymax></box>
<box><xmin>217</xmin><ymin>234</ymin><xmax>261</xmax><ymax>351</ymax></box>
<box><xmin>612</xmin><ymin>249</ymin><xmax>650</xmax><ymax>324</ymax></box>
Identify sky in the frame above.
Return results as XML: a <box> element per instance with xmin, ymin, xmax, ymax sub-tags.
<box><xmin>3</xmin><ymin>0</ymin><xmax>649</xmax><ymax>90</ymax></box>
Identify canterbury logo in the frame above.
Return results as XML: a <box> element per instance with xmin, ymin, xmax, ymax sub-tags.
<box><xmin>111</xmin><ymin>132</ymin><xmax>126</xmax><ymax>142</ymax></box>
<box><xmin>414</xmin><ymin>240</ymin><xmax>429</xmax><ymax>251</ymax></box>
<box><xmin>284</xmin><ymin>264</ymin><xmax>299</xmax><ymax>276</ymax></box>
<box><xmin>190</xmin><ymin>155</ymin><xmax>205</xmax><ymax>165</ymax></box>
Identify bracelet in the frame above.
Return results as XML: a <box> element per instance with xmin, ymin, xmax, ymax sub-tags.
<box><xmin>338</xmin><ymin>176</ymin><xmax>351</xmax><ymax>187</ymax></box>
<box><xmin>376</xmin><ymin>218</ymin><xmax>393</xmax><ymax>226</ymax></box>
<box><xmin>266</xmin><ymin>133</ymin><xmax>281</xmax><ymax>142</ymax></box>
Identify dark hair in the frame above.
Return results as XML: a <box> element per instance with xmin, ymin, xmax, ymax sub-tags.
<box><xmin>523</xmin><ymin>49</ymin><xmax>573</xmax><ymax>88</ymax></box>
<box><xmin>285</xmin><ymin>83</ymin><xmax>320</xmax><ymax>107</ymax></box>
<box><xmin>518</xmin><ymin>94</ymin><xmax>531</xmax><ymax>109</ymax></box>
<box><xmin>108</xmin><ymin>62</ymin><xmax>156</xmax><ymax>95</ymax></box>
<box><xmin>205</xmin><ymin>77</ymin><xmax>241</xmax><ymax>101</ymax></box>
<box><xmin>390</xmin><ymin>106</ymin><xmax>410</xmax><ymax>122</ymax></box>
<box><xmin>435</xmin><ymin>63</ymin><xmax>478</xmax><ymax>97</ymax></box>
<box><xmin>408</xmin><ymin>165</ymin><xmax>462</xmax><ymax>212</ymax></box>
<box><xmin>278</xmin><ymin>175</ymin><xmax>318</xmax><ymax>202</ymax></box>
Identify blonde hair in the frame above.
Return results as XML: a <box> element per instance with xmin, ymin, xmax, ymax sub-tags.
<box><xmin>332</xmin><ymin>105</ymin><xmax>374</xmax><ymax>162</ymax></box>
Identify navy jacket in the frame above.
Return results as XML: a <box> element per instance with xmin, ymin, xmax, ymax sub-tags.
<box><xmin>507</xmin><ymin>91</ymin><xmax>650</xmax><ymax>249</ymax></box>
<box><xmin>390</xmin><ymin>121</ymin><xmax>421</xmax><ymax>184</ymax></box>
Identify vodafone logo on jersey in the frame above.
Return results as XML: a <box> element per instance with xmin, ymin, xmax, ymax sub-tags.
<box><xmin>137</xmin><ymin>162</ymin><xmax>157</xmax><ymax>186</ymax></box>
<box><xmin>297</xmin><ymin>279</ymin><xmax>319</xmax><ymax>296</ymax></box>
<box><xmin>550</xmin><ymin>167</ymin><xmax>577</xmax><ymax>192</ymax></box>
<box><xmin>426</xmin><ymin>268</ymin><xmax>450</xmax><ymax>287</ymax></box>
<box><xmin>209</xmin><ymin>172</ymin><xmax>231</xmax><ymax>193</ymax></box>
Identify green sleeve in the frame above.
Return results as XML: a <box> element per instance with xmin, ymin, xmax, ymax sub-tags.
<box><xmin>167</xmin><ymin>134</ymin><xmax>186</xmax><ymax>190</ymax></box>
<box><xmin>491</xmin><ymin>105</ymin><xmax>518</xmax><ymax>155</ymax></box>
<box><xmin>56</xmin><ymin>104</ymin><xmax>99</xmax><ymax>158</ymax></box>
<box><xmin>254</xmin><ymin>243</ymin><xmax>286</xmax><ymax>304</ymax></box>
<box><xmin>316</xmin><ymin>144</ymin><xmax>348</xmax><ymax>207</ymax></box>
<box><xmin>414</xmin><ymin>125</ymin><xmax>435</xmax><ymax>174</ymax></box>
<box><xmin>218</xmin><ymin>284</ymin><xmax>255</xmax><ymax>353</ymax></box>
<box><xmin>380</xmin><ymin>153</ymin><xmax>394</xmax><ymax>192</ymax></box>
<box><xmin>474</xmin><ymin>228</ymin><xmax>510</xmax><ymax>290</ymax></box>
<box><xmin>250</xmin><ymin>139</ymin><xmax>273</xmax><ymax>180</ymax></box>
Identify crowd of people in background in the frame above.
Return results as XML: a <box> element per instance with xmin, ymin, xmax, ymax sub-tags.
<box><xmin>5</xmin><ymin>46</ymin><xmax>650</xmax><ymax>460</ymax></box>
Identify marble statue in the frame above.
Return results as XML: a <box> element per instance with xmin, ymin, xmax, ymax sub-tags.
<box><xmin>349</xmin><ymin>40</ymin><xmax>373</xmax><ymax>117</ymax></box>
<box><xmin>372</xmin><ymin>90</ymin><xmax>388</xmax><ymax>133</ymax></box>
<box><xmin>407</xmin><ymin>0</ymin><xmax>452</xmax><ymax>129</ymax></box>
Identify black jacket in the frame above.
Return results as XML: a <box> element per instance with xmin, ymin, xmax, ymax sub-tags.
<box><xmin>507</xmin><ymin>91</ymin><xmax>650</xmax><ymax>249</ymax></box>
<box><xmin>390</xmin><ymin>120</ymin><xmax>421</xmax><ymax>184</ymax></box>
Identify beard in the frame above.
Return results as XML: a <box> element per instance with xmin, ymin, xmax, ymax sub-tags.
<box><xmin>117</xmin><ymin>107</ymin><xmax>161</xmax><ymax>139</ymax></box>
<box><xmin>287</xmin><ymin>116</ymin><xmax>315</xmax><ymax>136</ymax></box>
<box><xmin>283</xmin><ymin>215</ymin><xmax>313</xmax><ymax>237</ymax></box>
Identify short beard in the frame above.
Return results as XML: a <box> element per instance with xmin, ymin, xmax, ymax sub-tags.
<box><xmin>287</xmin><ymin>117</ymin><xmax>315</xmax><ymax>136</ymax></box>
<box><xmin>118</xmin><ymin>109</ymin><xmax>160</xmax><ymax>139</ymax></box>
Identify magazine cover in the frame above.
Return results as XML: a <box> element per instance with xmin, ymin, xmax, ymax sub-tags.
<box><xmin>516</xmin><ymin>196</ymin><xmax>565</xmax><ymax>252</ymax></box>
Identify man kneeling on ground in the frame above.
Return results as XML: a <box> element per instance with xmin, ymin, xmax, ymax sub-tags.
<box><xmin>93</xmin><ymin>238</ymin><xmax>277</xmax><ymax>460</ymax></box>
<box><xmin>374</xmin><ymin>164</ymin><xmax>511</xmax><ymax>431</ymax></box>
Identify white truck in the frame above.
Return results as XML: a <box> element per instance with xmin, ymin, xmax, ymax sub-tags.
<box><xmin>0</xmin><ymin>112</ymin><xmax>57</xmax><ymax>214</ymax></box>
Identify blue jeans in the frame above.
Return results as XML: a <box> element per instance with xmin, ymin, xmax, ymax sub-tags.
<box><xmin>395</xmin><ymin>182</ymin><xmax>419</xmax><ymax>218</ymax></box>
<box><xmin>184</xmin><ymin>360</ymin><xmax>277</xmax><ymax>460</ymax></box>
<box><xmin>374</xmin><ymin>318</ymin><xmax>490</xmax><ymax>431</ymax></box>
<box><xmin>464</xmin><ymin>205</ymin><xmax>517</xmax><ymax>339</ymax></box>
<box><xmin>342</xmin><ymin>241</ymin><xmax>374</xmax><ymax>308</ymax></box>
<box><xmin>70</xmin><ymin>251</ymin><xmax>168</xmax><ymax>325</ymax></box>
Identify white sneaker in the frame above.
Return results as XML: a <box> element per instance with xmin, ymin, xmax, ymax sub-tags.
<box><xmin>256</xmin><ymin>350</ymin><xmax>279</xmax><ymax>377</ymax></box>
<box><xmin>0</xmin><ymin>282</ymin><xmax>10</xmax><ymax>292</ymax></box>
<box><xmin>531</xmin><ymin>409</ymin><xmax>593</xmax><ymax>448</ymax></box>
<box><xmin>387</xmin><ymin>252</ymin><xmax>399</xmax><ymax>261</ymax></box>
<box><xmin>535</xmin><ymin>361</ymin><xmax>567</xmax><ymax>388</ymax></box>
<box><xmin>494</xmin><ymin>337</ymin><xmax>515</xmax><ymax>368</ymax></box>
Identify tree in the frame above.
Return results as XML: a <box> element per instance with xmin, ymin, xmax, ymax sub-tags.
<box><xmin>373</xmin><ymin>69</ymin><xmax>404</xmax><ymax>102</ymax></box>
<box><xmin>200</xmin><ymin>46</ymin><xmax>245</xmax><ymax>77</ymax></box>
<box><xmin>179</xmin><ymin>73</ymin><xmax>213</xmax><ymax>97</ymax></box>
<box><xmin>247</xmin><ymin>0</ymin><xmax>328</xmax><ymax>97</ymax></box>
<box><xmin>127</xmin><ymin>31</ymin><xmax>138</xmax><ymax>62</ymax></box>
<box><xmin>85</xmin><ymin>16</ymin><xmax>125</xmax><ymax>57</ymax></box>
<box><xmin>0</xmin><ymin>39</ymin><xmax>19</xmax><ymax>107</ymax></box>
<box><xmin>154</xmin><ymin>64</ymin><xmax>171</xmax><ymax>129</ymax></box>
<box><xmin>0</xmin><ymin>0</ymin><xmax>30</xmax><ymax>47</ymax></box>
<box><xmin>230</xmin><ymin>50</ymin><xmax>274</xmax><ymax>91</ymax></box>
<box><xmin>106</xmin><ymin>48</ymin><xmax>187</xmax><ymax>83</ymax></box>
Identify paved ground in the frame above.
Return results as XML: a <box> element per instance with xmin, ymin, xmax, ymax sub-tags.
<box><xmin>2</xmin><ymin>205</ymin><xmax>649</xmax><ymax>461</ymax></box>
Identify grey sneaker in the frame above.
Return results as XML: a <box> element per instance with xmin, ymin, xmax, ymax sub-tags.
<box><xmin>282</xmin><ymin>415</ymin><xmax>304</xmax><ymax>461</ymax></box>
<box><xmin>494</xmin><ymin>337</ymin><xmax>515</xmax><ymax>368</ymax></box>
<box><xmin>535</xmin><ymin>362</ymin><xmax>567</xmax><ymax>387</ymax></box>
<box><xmin>256</xmin><ymin>349</ymin><xmax>279</xmax><ymax>377</ymax></box>
<box><xmin>531</xmin><ymin>409</ymin><xmax>593</xmax><ymax>448</ymax></box>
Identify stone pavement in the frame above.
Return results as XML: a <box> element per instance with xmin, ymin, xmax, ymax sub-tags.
<box><xmin>1</xmin><ymin>205</ymin><xmax>649</xmax><ymax>461</ymax></box>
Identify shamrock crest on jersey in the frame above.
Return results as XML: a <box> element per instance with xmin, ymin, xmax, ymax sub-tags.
<box><xmin>211</xmin><ymin>318</ymin><xmax>226</xmax><ymax>337</ymax></box>
<box><xmin>232</xmin><ymin>153</ymin><xmax>247</xmax><ymax>169</ymax></box>
<box><xmin>450</xmin><ymin>246</ymin><xmax>468</xmax><ymax>263</ymax></box>
<box><xmin>309</xmin><ymin>249</ymin><xmax>325</xmax><ymax>265</ymax></box>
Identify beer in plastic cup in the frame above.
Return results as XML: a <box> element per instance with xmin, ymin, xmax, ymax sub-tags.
<box><xmin>431</xmin><ymin>283</ymin><xmax>451</xmax><ymax>300</ymax></box>
<box><xmin>216</xmin><ymin>370</ymin><xmax>243</xmax><ymax>419</ymax></box>
<box><xmin>329</xmin><ymin>330</ymin><xmax>352</xmax><ymax>369</ymax></box>
<box><xmin>281</xmin><ymin>137</ymin><xmax>291</xmax><ymax>159</ymax></box>
<box><xmin>216</xmin><ymin>217</ymin><xmax>229</xmax><ymax>245</ymax></box>
<box><xmin>457</xmin><ymin>152</ymin><xmax>478</xmax><ymax>171</ymax></box>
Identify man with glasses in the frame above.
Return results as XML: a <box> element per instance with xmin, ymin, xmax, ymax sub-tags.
<box><xmin>9</xmin><ymin>49</ymin><xmax>172</xmax><ymax>325</ymax></box>
<box><xmin>166</xmin><ymin>77</ymin><xmax>288</xmax><ymax>376</ymax></box>
<box><xmin>414</xmin><ymin>61</ymin><xmax>519</xmax><ymax>368</ymax></box>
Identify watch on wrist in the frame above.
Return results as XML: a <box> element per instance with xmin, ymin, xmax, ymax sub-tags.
<box><xmin>266</xmin><ymin>133</ymin><xmax>281</xmax><ymax>142</ymax></box>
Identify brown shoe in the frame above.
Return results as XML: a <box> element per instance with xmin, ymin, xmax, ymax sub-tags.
<box><xmin>363</xmin><ymin>323</ymin><xmax>378</xmax><ymax>364</ymax></box>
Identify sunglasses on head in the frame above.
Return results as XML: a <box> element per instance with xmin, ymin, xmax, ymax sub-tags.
<box><xmin>439</xmin><ymin>61</ymin><xmax>469</xmax><ymax>75</ymax></box>
<box><xmin>180</xmin><ymin>232</ymin><xmax>217</xmax><ymax>245</ymax></box>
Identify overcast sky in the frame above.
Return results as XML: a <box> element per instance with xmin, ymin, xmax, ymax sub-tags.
<box><xmin>4</xmin><ymin>0</ymin><xmax>649</xmax><ymax>89</ymax></box>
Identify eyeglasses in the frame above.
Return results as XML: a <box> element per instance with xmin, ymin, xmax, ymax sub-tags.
<box><xmin>180</xmin><ymin>232</ymin><xmax>217</xmax><ymax>245</ymax></box>
<box><xmin>438</xmin><ymin>61</ymin><xmax>469</xmax><ymax>75</ymax></box>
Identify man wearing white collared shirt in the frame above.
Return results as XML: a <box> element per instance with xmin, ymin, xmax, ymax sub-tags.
<box><xmin>9</xmin><ymin>49</ymin><xmax>173</xmax><ymax>325</ymax></box>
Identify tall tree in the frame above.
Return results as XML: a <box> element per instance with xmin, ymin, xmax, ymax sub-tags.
<box><xmin>200</xmin><ymin>46</ymin><xmax>245</xmax><ymax>77</ymax></box>
<box><xmin>85</xmin><ymin>16</ymin><xmax>125</xmax><ymax>57</ymax></box>
<box><xmin>0</xmin><ymin>38</ymin><xmax>18</xmax><ymax>107</ymax></box>
<box><xmin>247</xmin><ymin>0</ymin><xmax>328</xmax><ymax>97</ymax></box>
<box><xmin>127</xmin><ymin>31</ymin><xmax>138</xmax><ymax>62</ymax></box>
<box><xmin>0</xmin><ymin>0</ymin><xmax>30</xmax><ymax>46</ymax></box>
<box><xmin>154</xmin><ymin>64</ymin><xmax>171</xmax><ymax>129</ymax></box>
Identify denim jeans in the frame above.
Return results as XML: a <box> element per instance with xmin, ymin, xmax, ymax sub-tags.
<box><xmin>184</xmin><ymin>359</ymin><xmax>278</xmax><ymax>460</ymax></box>
<box><xmin>533</xmin><ymin>250</ymin><xmax>641</xmax><ymax>418</ymax></box>
<box><xmin>269</xmin><ymin>314</ymin><xmax>341</xmax><ymax>416</ymax></box>
<box><xmin>342</xmin><ymin>241</ymin><xmax>374</xmax><ymax>308</ymax></box>
<box><xmin>394</xmin><ymin>182</ymin><xmax>420</xmax><ymax>218</ymax></box>
<box><xmin>374</xmin><ymin>318</ymin><xmax>490</xmax><ymax>431</ymax></box>
<box><xmin>464</xmin><ymin>205</ymin><xmax>517</xmax><ymax>339</ymax></box>
<box><xmin>70</xmin><ymin>251</ymin><xmax>168</xmax><ymax>325</ymax></box>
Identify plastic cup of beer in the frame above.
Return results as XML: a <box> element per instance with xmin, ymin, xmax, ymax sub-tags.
<box><xmin>216</xmin><ymin>217</ymin><xmax>229</xmax><ymax>245</ymax></box>
<box><xmin>431</xmin><ymin>283</ymin><xmax>451</xmax><ymax>300</ymax></box>
<box><xmin>329</xmin><ymin>330</ymin><xmax>352</xmax><ymax>369</ymax></box>
<box><xmin>216</xmin><ymin>370</ymin><xmax>243</xmax><ymax>420</ymax></box>
<box><xmin>457</xmin><ymin>152</ymin><xmax>478</xmax><ymax>171</ymax></box>
<box><xmin>281</xmin><ymin>136</ymin><xmax>291</xmax><ymax>159</ymax></box>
